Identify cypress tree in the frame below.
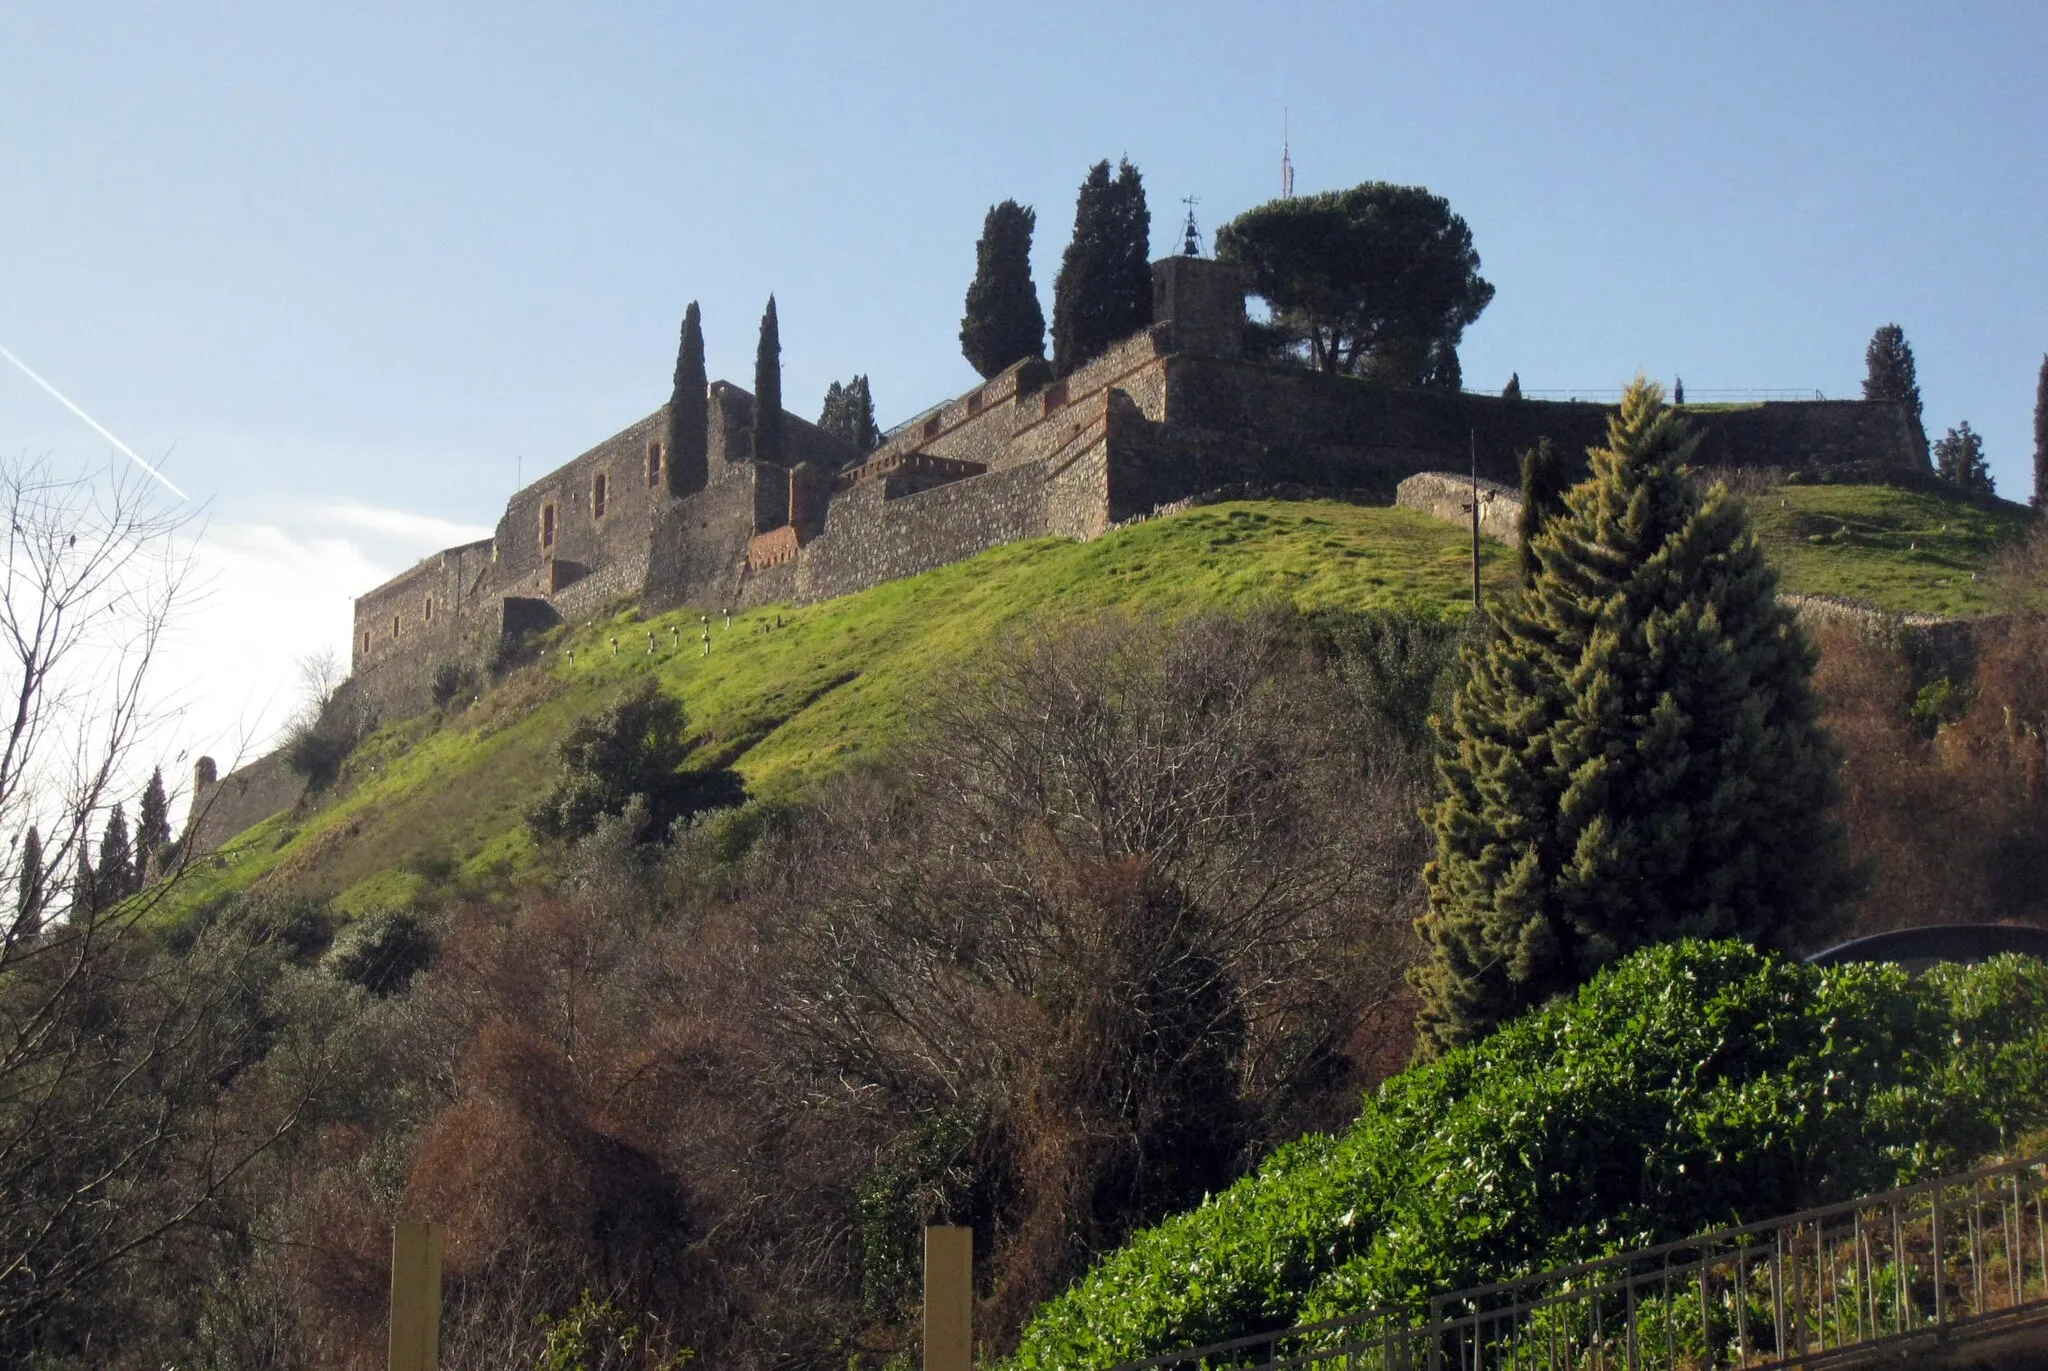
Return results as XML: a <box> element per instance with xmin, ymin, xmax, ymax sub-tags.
<box><xmin>666</xmin><ymin>302</ymin><xmax>709</xmax><ymax>497</ymax></box>
<box><xmin>961</xmin><ymin>200</ymin><xmax>1047</xmax><ymax>379</ymax></box>
<box><xmin>1415</xmin><ymin>378</ymin><xmax>1851</xmax><ymax>1057</ymax></box>
<box><xmin>1933</xmin><ymin>421</ymin><xmax>1994</xmax><ymax>495</ymax></box>
<box><xmin>1863</xmin><ymin>324</ymin><xmax>1926</xmax><ymax>459</ymax></box>
<box><xmin>15</xmin><ymin>825</ymin><xmax>44</xmax><ymax>939</ymax></box>
<box><xmin>1514</xmin><ymin>437</ymin><xmax>1571</xmax><ymax>586</ymax></box>
<box><xmin>2033</xmin><ymin>354</ymin><xmax>2046</xmax><ymax>510</ymax></box>
<box><xmin>1502</xmin><ymin>373</ymin><xmax>1522</xmax><ymax>401</ymax></box>
<box><xmin>817</xmin><ymin>375</ymin><xmax>882</xmax><ymax>455</ymax></box>
<box><xmin>1051</xmin><ymin>159</ymin><xmax>1153</xmax><ymax>376</ymax></box>
<box><xmin>1673</xmin><ymin>376</ymin><xmax>1685</xmax><ymax>405</ymax></box>
<box><xmin>752</xmin><ymin>295</ymin><xmax>783</xmax><ymax>465</ymax></box>
<box><xmin>96</xmin><ymin>805</ymin><xmax>133</xmax><ymax>906</ymax></box>
<box><xmin>1422</xmin><ymin>340</ymin><xmax>1462</xmax><ymax>391</ymax></box>
<box><xmin>135</xmin><ymin>766</ymin><xmax>170</xmax><ymax>887</ymax></box>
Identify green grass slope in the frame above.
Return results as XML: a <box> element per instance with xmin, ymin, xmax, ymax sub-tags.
<box><xmin>178</xmin><ymin>501</ymin><xmax>1511</xmax><ymax>913</ymax></box>
<box><xmin>175</xmin><ymin>484</ymin><xmax>2032</xmax><ymax>917</ymax></box>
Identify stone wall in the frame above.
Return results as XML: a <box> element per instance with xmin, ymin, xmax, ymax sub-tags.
<box><xmin>184</xmin><ymin>751</ymin><xmax>306</xmax><ymax>856</ymax></box>
<box><xmin>351</xmin><ymin>537</ymin><xmax>502</xmax><ymax>718</ymax></box>
<box><xmin>1395</xmin><ymin>471</ymin><xmax>1525</xmax><ymax>545</ymax></box>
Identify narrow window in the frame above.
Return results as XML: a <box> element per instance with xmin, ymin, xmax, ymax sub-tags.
<box><xmin>541</xmin><ymin>502</ymin><xmax>557</xmax><ymax>549</ymax></box>
<box><xmin>592</xmin><ymin>472</ymin><xmax>609</xmax><ymax>519</ymax></box>
<box><xmin>362</xmin><ymin>630</ymin><xmax>371</xmax><ymax>654</ymax></box>
<box><xmin>392</xmin><ymin>614</ymin><xmax>400</xmax><ymax>640</ymax></box>
<box><xmin>647</xmin><ymin>441</ymin><xmax>663</xmax><ymax>487</ymax></box>
<box><xmin>423</xmin><ymin>594</ymin><xmax>433</xmax><ymax>624</ymax></box>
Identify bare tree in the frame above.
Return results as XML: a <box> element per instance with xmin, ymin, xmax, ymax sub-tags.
<box><xmin>0</xmin><ymin>457</ymin><xmax>333</xmax><ymax>1355</ymax></box>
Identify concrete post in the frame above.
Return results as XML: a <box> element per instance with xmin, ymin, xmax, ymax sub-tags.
<box><xmin>388</xmin><ymin>1221</ymin><xmax>444</xmax><ymax>1371</ymax></box>
<box><xmin>923</xmin><ymin>1225</ymin><xmax>972</xmax><ymax>1371</ymax></box>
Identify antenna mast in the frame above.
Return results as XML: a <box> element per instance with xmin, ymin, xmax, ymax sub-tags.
<box><xmin>1281</xmin><ymin>107</ymin><xmax>1296</xmax><ymax>197</ymax></box>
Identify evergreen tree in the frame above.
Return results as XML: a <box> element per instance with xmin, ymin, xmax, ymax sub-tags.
<box><xmin>96</xmin><ymin>805</ymin><xmax>133</xmax><ymax>905</ymax></box>
<box><xmin>1415</xmin><ymin>379</ymin><xmax>1851</xmax><ymax>1057</ymax></box>
<box><xmin>1502</xmin><ymin>372</ymin><xmax>1522</xmax><ymax>401</ymax></box>
<box><xmin>1051</xmin><ymin>159</ymin><xmax>1152</xmax><ymax>376</ymax></box>
<box><xmin>819</xmin><ymin>375</ymin><xmax>882</xmax><ymax>454</ymax></box>
<box><xmin>1673</xmin><ymin>376</ymin><xmax>1685</xmax><ymax>405</ymax></box>
<box><xmin>1933</xmin><ymin>421</ymin><xmax>1995</xmax><ymax>495</ymax></box>
<box><xmin>2033</xmin><ymin>354</ymin><xmax>2046</xmax><ymax>510</ymax></box>
<box><xmin>14</xmin><ymin>825</ymin><xmax>44</xmax><ymax>939</ymax></box>
<box><xmin>1421</xmin><ymin>340</ymin><xmax>1462</xmax><ymax>391</ymax></box>
<box><xmin>135</xmin><ymin>767</ymin><xmax>170</xmax><ymax>887</ymax></box>
<box><xmin>1863</xmin><ymin>324</ymin><xmax>1926</xmax><ymax>458</ymax></box>
<box><xmin>1514</xmin><ymin>438</ymin><xmax>1571</xmax><ymax>586</ymax></box>
<box><xmin>752</xmin><ymin>296</ymin><xmax>783</xmax><ymax>465</ymax></box>
<box><xmin>666</xmin><ymin>302</ymin><xmax>709</xmax><ymax>497</ymax></box>
<box><xmin>960</xmin><ymin>200</ymin><xmax>1047</xmax><ymax>379</ymax></box>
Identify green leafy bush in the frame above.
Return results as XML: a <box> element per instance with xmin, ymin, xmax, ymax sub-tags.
<box><xmin>526</xmin><ymin>678</ymin><xmax>743</xmax><ymax>843</ymax></box>
<box><xmin>322</xmin><ymin>909</ymin><xmax>438</xmax><ymax>996</ymax></box>
<box><xmin>1003</xmin><ymin>941</ymin><xmax>2048</xmax><ymax>1370</ymax></box>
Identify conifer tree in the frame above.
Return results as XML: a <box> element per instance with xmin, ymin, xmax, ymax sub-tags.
<box><xmin>135</xmin><ymin>766</ymin><xmax>170</xmax><ymax>887</ymax></box>
<box><xmin>1863</xmin><ymin>324</ymin><xmax>1927</xmax><ymax>459</ymax></box>
<box><xmin>818</xmin><ymin>374</ymin><xmax>883</xmax><ymax>454</ymax></box>
<box><xmin>1514</xmin><ymin>437</ymin><xmax>1571</xmax><ymax>585</ymax></box>
<box><xmin>666</xmin><ymin>302</ymin><xmax>708</xmax><ymax>497</ymax></box>
<box><xmin>752</xmin><ymin>296</ymin><xmax>783</xmax><ymax>465</ymax></box>
<box><xmin>1933</xmin><ymin>421</ymin><xmax>1994</xmax><ymax>495</ymax></box>
<box><xmin>1502</xmin><ymin>372</ymin><xmax>1522</xmax><ymax>401</ymax></box>
<box><xmin>1051</xmin><ymin>159</ymin><xmax>1152</xmax><ymax>376</ymax></box>
<box><xmin>961</xmin><ymin>200</ymin><xmax>1047</xmax><ymax>379</ymax></box>
<box><xmin>2032</xmin><ymin>354</ymin><xmax>2046</xmax><ymax>510</ymax></box>
<box><xmin>1673</xmin><ymin>376</ymin><xmax>1685</xmax><ymax>405</ymax></box>
<box><xmin>1422</xmin><ymin>341</ymin><xmax>1462</xmax><ymax>390</ymax></box>
<box><xmin>96</xmin><ymin>805</ymin><xmax>133</xmax><ymax>906</ymax></box>
<box><xmin>14</xmin><ymin>825</ymin><xmax>44</xmax><ymax>939</ymax></box>
<box><xmin>1415</xmin><ymin>379</ymin><xmax>1851</xmax><ymax>1057</ymax></box>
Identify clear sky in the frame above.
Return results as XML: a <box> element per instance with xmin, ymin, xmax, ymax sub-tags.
<box><xmin>3</xmin><ymin>2</ymin><xmax>2044</xmax><ymax>771</ymax></box>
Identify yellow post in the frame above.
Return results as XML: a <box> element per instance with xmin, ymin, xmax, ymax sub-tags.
<box><xmin>923</xmin><ymin>1225</ymin><xmax>972</xmax><ymax>1371</ymax></box>
<box><xmin>388</xmin><ymin>1221</ymin><xmax>444</xmax><ymax>1371</ymax></box>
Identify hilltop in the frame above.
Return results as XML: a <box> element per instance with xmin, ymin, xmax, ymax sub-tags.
<box><xmin>172</xmin><ymin>481</ymin><xmax>2032</xmax><ymax>918</ymax></box>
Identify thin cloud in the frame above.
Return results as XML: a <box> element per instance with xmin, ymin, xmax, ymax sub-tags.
<box><xmin>317</xmin><ymin>499</ymin><xmax>493</xmax><ymax>547</ymax></box>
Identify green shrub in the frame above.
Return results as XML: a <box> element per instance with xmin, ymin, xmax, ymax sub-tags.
<box><xmin>430</xmin><ymin>660</ymin><xmax>476</xmax><ymax>708</ymax></box>
<box><xmin>526</xmin><ymin>678</ymin><xmax>744</xmax><ymax>844</ymax></box>
<box><xmin>1002</xmin><ymin>941</ymin><xmax>2048</xmax><ymax>1370</ymax></box>
<box><xmin>322</xmin><ymin>909</ymin><xmax>438</xmax><ymax>996</ymax></box>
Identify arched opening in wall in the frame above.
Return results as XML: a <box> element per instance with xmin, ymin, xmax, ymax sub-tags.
<box><xmin>646</xmin><ymin>441</ymin><xmax>662</xmax><ymax>487</ymax></box>
<box><xmin>541</xmin><ymin>502</ymin><xmax>557</xmax><ymax>551</ymax></box>
<box><xmin>592</xmin><ymin>471</ymin><xmax>609</xmax><ymax>519</ymax></box>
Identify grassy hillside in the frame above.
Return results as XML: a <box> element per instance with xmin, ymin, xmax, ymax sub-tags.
<box><xmin>174</xmin><ymin>483</ymin><xmax>2033</xmax><ymax>917</ymax></box>
<box><xmin>176</xmin><ymin>501</ymin><xmax>1512</xmax><ymax>914</ymax></box>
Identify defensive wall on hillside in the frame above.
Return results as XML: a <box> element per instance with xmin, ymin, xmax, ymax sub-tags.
<box><xmin>183</xmin><ymin>253</ymin><xmax>1932</xmax><ymax>851</ymax></box>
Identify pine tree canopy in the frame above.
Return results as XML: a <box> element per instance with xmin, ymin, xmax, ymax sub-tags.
<box><xmin>1415</xmin><ymin>378</ymin><xmax>1852</xmax><ymax>1057</ymax></box>
<box><xmin>753</xmin><ymin>296</ymin><xmax>783</xmax><ymax>465</ymax></box>
<box><xmin>961</xmin><ymin>200</ymin><xmax>1046</xmax><ymax>379</ymax></box>
<box><xmin>1215</xmin><ymin>182</ymin><xmax>1493</xmax><ymax>381</ymax></box>
<box><xmin>1051</xmin><ymin>159</ymin><xmax>1152</xmax><ymax>376</ymax></box>
<box><xmin>818</xmin><ymin>375</ymin><xmax>882</xmax><ymax>455</ymax></box>
<box><xmin>1933</xmin><ymin>421</ymin><xmax>1995</xmax><ymax>495</ymax></box>
<box><xmin>2032</xmin><ymin>354</ymin><xmax>2046</xmax><ymax>510</ymax></box>
<box><xmin>666</xmin><ymin>301</ymin><xmax>709</xmax><ymax>498</ymax></box>
<box><xmin>135</xmin><ymin>766</ymin><xmax>170</xmax><ymax>886</ymax></box>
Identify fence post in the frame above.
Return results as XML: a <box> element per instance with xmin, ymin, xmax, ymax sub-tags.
<box><xmin>925</xmin><ymin>1225</ymin><xmax>972</xmax><ymax>1371</ymax></box>
<box><xmin>388</xmin><ymin>1221</ymin><xmax>443</xmax><ymax>1371</ymax></box>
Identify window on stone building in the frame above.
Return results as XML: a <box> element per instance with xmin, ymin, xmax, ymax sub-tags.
<box><xmin>362</xmin><ymin>630</ymin><xmax>371</xmax><ymax>655</ymax></box>
<box><xmin>592</xmin><ymin>471</ymin><xmax>609</xmax><ymax>519</ymax></box>
<box><xmin>541</xmin><ymin>502</ymin><xmax>557</xmax><ymax>550</ymax></box>
<box><xmin>423</xmin><ymin>594</ymin><xmax>433</xmax><ymax>624</ymax></box>
<box><xmin>392</xmin><ymin>614</ymin><xmax>400</xmax><ymax>640</ymax></box>
<box><xmin>646</xmin><ymin>441</ymin><xmax>662</xmax><ymax>487</ymax></box>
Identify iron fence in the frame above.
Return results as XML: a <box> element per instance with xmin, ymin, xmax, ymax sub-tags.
<box><xmin>1113</xmin><ymin>1155</ymin><xmax>2048</xmax><ymax>1371</ymax></box>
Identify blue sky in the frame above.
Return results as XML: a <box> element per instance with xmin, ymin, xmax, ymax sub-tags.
<box><xmin>3</xmin><ymin>1</ymin><xmax>2044</xmax><ymax>758</ymax></box>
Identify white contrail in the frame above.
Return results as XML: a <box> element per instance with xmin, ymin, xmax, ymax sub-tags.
<box><xmin>0</xmin><ymin>343</ymin><xmax>189</xmax><ymax>501</ymax></box>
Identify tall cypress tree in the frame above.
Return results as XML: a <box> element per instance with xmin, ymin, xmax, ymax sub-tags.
<box><xmin>2033</xmin><ymin>354</ymin><xmax>2047</xmax><ymax>510</ymax></box>
<box><xmin>1415</xmin><ymin>379</ymin><xmax>1852</xmax><ymax>1057</ymax></box>
<box><xmin>1051</xmin><ymin>159</ymin><xmax>1153</xmax><ymax>376</ymax></box>
<box><xmin>135</xmin><ymin>766</ymin><xmax>170</xmax><ymax>887</ymax></box>
<box><xmin>961</xmin><ymin>200</ymin><xmax>1047</xmax><ymax>379</ymax></box>
<box><xmin>753</xmin><ymin>296</ymin><xmax>783</xmax><ymax>465</ymax></box>
<box><xmin>1863</xmin><ymin>324</ymin><xmax>1927</xmax><ymax>460</ymax></box>
<box><xmin>15</xmin><ymin>825</ymin><xmax>44</xmax><ymax>939</ymax></box>
<box><xmin>666</xmin><ymin>302</ymin><xmax>709</xmax><ymax>497</ymax></box>
<box><xmin>96</xmin><ymin>805</ymin><xmax>134</xmax><ymax>906</ymax></box>
<box><xmin>1514</xmin><ymin>437</ymin><xmax>1571</xmax><ymax>585</ymax></box>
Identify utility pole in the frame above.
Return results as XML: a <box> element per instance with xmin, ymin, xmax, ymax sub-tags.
<box><xmin>1470</xmin><ymin>429</ymin><xmax>1482</xmax><ymax>610</ymax></box>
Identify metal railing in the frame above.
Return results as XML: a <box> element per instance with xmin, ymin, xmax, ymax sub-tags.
<box><xmin>1114</xmin><ymin>1155</ymin><xmax>2048</xmax><ymax>1371</ymax></box>
<box><xmin>1503</xmin><ymin>389</ymin><xmax>1830</xmax><ymax>404</ymax></box>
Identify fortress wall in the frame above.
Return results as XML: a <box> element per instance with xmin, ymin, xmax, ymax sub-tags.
<box><xmin>1690</xmin><ymin>401</ymin><xmax>1927</xmax><ymax>473</ymax></box>
<box><xmin>495</xmin><ymin>409</ymin><xmax>670</xmax><ymax>596</ymax></box>
<box><xmin>184</xmin><ymin>750</ymin><xmax>306</xmax><ymax>857</ymax></box>
<box><xmin>707</xmin><ymin>382</ymin><xmax>861</xmax><ymax>476</ymax></box>
<box><xmin>643</xmin><ymin>465</ymin><xmax>765</xmax><ymax>613</ymax></box>
<box><xmin>350</xmin><ymin>538</ymin><xmax>503</xmax><ymax>716</ymax></box>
